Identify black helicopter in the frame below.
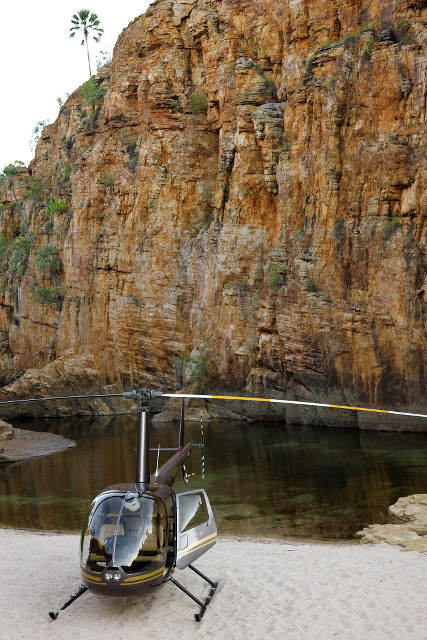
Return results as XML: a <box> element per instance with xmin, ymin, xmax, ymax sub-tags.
<box><xmin>1</xmin><ymin>386</ymin><xmax>426</xmax><ymax>621</ymax></box>
<box><xmin>0</xmin><ymin>388</ymin><xmax>218</xmax><ymax>621</ymax></box>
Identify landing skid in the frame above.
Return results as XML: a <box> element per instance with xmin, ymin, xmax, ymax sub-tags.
<box><xmin>170</xmin><ymin>564</ymin><xmax>218</xmax><ymax>621</ymax></box>
<box><xmin>48</xmin><ymin>584</ymin><xmax>87</xmax><ymax>620</ymax></box>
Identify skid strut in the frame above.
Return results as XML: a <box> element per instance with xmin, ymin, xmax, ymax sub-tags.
<box><xmin>48</xmin><ymin>584</ymin><xmax>87</xmax><ymax>620</ymax></box>
<box><xmin>170</xmin><ymin>564</ymin><xmax>218</xmax><ymax>621</ymax></box>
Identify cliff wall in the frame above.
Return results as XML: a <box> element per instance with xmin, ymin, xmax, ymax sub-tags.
<box><xmin>0</xmin><ymin>0</ymin><xmax>426</xmax><ymax>429</ymax></box>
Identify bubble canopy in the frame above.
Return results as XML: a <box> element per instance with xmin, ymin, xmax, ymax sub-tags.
<box><xmin>81</xmin><ymin>490</ymin><xmax>168</xmax><ymax>574</ymax></box>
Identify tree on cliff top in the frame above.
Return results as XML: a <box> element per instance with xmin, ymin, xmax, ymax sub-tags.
<box><xmin>69</xmin><ymin>9</ymin><xmax>103</xmax><ymax>78</ymax></box>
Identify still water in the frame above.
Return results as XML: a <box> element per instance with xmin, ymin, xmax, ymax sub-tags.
<box><xmin>0</xmin><ymin>415</ymin><xmax>426</xmax><ymax>540</ymax></box>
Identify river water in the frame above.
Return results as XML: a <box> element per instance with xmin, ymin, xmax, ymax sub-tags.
<box><xmin>0</xmin><ymin>415</ymin><xmax>426</xmax><ymax>540</ymax></box>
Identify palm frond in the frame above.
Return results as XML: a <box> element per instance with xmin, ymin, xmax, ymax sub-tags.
<box><xmin>77</xmin><ymin>9</ymin><xmax>91</xmax><ymax>21</ymax></box>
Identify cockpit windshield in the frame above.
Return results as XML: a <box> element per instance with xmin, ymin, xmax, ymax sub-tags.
<box><xmin>81</xmin><ymin>492</ymin><xmax>167</xmax><ymax>573</ymax></box>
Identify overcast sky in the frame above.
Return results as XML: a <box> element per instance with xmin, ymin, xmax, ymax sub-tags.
<box><xmin>0</xmin><ymin>1</ymin><xmax>151</xmax><ymax>171</ymax></box>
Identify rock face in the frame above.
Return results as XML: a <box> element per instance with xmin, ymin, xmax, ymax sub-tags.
<box><xmin>356</xmin><ymin>494</ymin><xmax>427</xmax><ymax>552</ymax></box>
<box><xmin>0</xmin><ymin>352</ymin><xmax>135</xmax><ymax>418</ymax></box>
<box><xmin>0</xmin><ymin>0</ymin><xmax>426</xmax><ymax>429</ymax></box>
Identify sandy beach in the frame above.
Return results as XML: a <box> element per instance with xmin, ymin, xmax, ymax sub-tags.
<box><xmin>1</xmin><ymin>529</ymin><xmax>426</xmax><ymax>640</ymax></box>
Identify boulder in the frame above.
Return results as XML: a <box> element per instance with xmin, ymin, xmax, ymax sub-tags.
<box><xmin>356</xmin><ymin>494</ymin><xmax>427</xmax><ymax>552</ymax></box>
<box><xmin>0</xmin><ymin>419</ymin><xmax>13</xmax><ymax>441</ymax></box>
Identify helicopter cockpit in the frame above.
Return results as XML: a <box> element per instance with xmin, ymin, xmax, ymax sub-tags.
<box><xmin>81</xmin><ymin>491</ymin><xmax>168</xmax><ymax>575</ymax></box>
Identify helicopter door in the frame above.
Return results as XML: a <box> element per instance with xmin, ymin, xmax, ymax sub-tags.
<box><xmin>175</xmin><ymin>489</ymin><xmax>217</xmax><ymax>570</ymax></box>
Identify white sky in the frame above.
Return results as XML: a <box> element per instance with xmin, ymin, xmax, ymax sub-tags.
<box><xmin>0</xmin><ymin>1</ymin><xmax>152</xmax><ymax>171</ymax></box>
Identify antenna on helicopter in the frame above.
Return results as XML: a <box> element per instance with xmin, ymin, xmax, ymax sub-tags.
<box><xmin>178</xmin><ymin>397</ymin><xmax>185</xmax><ymax>449</ymax></box>
<box><xmin>200</xmin><ymin>411</ymin><xmax>205</xmax><ymax>480</ymax></box>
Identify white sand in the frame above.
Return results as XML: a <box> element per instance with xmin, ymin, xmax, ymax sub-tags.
<box><xmin>1</xmin><ymin>529</ymin><xmax>426</xmax><ymax>640</ymax></box>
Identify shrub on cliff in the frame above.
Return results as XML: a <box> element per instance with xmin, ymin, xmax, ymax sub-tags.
<box><xmin>188</xmin><ymin>348</ymin><xmax>209</xmax><ymax>393</ymax></box>
<box><xmin>79</xmin><ymin>77</ymin><xmax>106</xmax><ymax>111</ymax></box>
<box><xmin>33</xmin><ymin>286</ymin><xmax>64</xmax><ymax>310</ymax></box>
<box><xmin>383</xmin><ymin>217</ymin><xmax>401</xmax><ymax>241</ymax></box>
<box><xmin>190</xmin><ymin>92</ymin><xmax>208</xmax><ymax>113</ymax></box>
<box><xmin>10</xmin><ymin>236</ymin><xmax>31</xmax><ymax>275</ymax></box>
<box><xmin>35</xmin><ymin>244</ymin><xmax>61</xmax><ymax>276</ymax></box>
<box><xmin>46</xmin><ymin>197</ymin><xmax>69</xmax><ymax>219</ymax></box>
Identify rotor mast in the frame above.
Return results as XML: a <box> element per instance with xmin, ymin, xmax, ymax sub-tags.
<box><xmin>135</xmin><ymin>408</ymin><xmax>150</xmax><ymax>488</ymax></box>
<box><xmin>123</xmin><ymin>389</ymin><xmax>162</xmax><ymax>489</ymax></box>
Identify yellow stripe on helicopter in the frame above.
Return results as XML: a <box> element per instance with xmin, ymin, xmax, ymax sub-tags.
<box><xmin>177</xmin><ymin>532</ymin><xmax>217</xmax><ymax>560</ymax></box>
<box><xmin>122</xmin><ymin>566</ymin><xmax>164</xmax><ymax>584</ymax></box>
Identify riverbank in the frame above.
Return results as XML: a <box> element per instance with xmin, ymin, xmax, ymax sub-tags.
<box><xmin>1</xmin><ymin>529</ymin><xmax>426</xmax><ymax>640</ymax></box>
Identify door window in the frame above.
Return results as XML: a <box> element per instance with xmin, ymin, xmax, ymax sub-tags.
<box><xmin>178</xmin><ymin>491</ymin><xmax>209</xmax><ymax>533</ymax></box>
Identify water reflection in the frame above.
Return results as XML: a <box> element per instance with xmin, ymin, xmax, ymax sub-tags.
<box><xmin>0</xmin><ymin>416</ymin><xmax>426</xmax><ymax>540</ymax></box>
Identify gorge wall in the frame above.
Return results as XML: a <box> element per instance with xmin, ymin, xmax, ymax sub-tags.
<box><xmin>0</xmin><ymin>0</ymin><xmax>426</xmax><ymax>429</ymax></box>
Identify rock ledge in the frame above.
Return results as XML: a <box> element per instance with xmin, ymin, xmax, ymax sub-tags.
<box><xmin>356</xmin><ymin>494</ymin><xmax>427</xmax><ymax>552</ymax></box>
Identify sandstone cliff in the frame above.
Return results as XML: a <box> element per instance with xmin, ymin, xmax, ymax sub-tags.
<box><xmin>0</xmin><ymin>0</ymin><xmax>426</xmax><ymax>429</ymax></box>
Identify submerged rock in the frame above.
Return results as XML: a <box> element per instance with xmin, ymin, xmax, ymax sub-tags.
<box><xmin>355</xmin><ymin>494</ymin><xmax>427</xmax><ymax>552</ymax></box>
<box><xmin>0</xmin><ymin>427</ymin><xmax>75</xmax><ymax>463</ymax></box>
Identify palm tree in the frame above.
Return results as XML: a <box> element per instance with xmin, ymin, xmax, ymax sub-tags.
<box><xmin>69</xmin><ymin>9</ymin><xmax>103</xmax><ymax>78</ymax></box>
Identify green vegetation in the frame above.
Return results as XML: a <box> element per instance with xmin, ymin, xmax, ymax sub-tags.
<box><xmin>324</xmin><ymin>73</ymin><xmax>338</xmax><ymax>90</ymax></box>
<box><xmin>303</xmin><ymin>21</ymin><xmax>374</xmax><ymax>76</ymax></box>
<box><xmin>190</xmin><ymin>92</ymin><xmax>208</xmax><ymax>114</ymax></box>
<box><xmin>0</xmin><ymin>234</ymin><xmax>8</xmax><ymax>266</ymax></box>
<box><xmin>46</xmin><ymin>197</ymin><xmax>69</xmax><ymax>219</ymax></box>
<box><xmin>361</xmin><ymin>39</ymin><xmax>374</xmax><ymax>62</ymax></box>
<box><xmin>302</xmin><ymin>51</ymin><xmax>316</xmax><ymax>75</ymax></box>
<box><xmin>308</xmin><ymin>299</ymin><xmax>317</xmax><ymax>310</ymax></box>
<box><xmin>188</xmin><ymin>347</ymin><xmax>209</xmax><ymax>393</ymax></box>
<box><xmin>333</xmin><ymin>217</ymin><xmax>345</xmax><ymax>239</ymax></box>
<box><xmin>269</xmin><ymin>263</ymin><xmax>283</xmax><ymax>287</ymax></box>
<box><xmin>10</xmin><ymin>236</ymin><xmax>31</xmax><ymax>275</ymax></box>
<box><xmin>35</xmin><ymin>244</ymin><xmax>61</xmax><ymax>276</ymax></box>
<box><xmin>0</xmin><ymin>163</ymin><xmax>33</xmax><ymax>245</ymax></box>
<box><xmin>102</xmin><ymin>170</ymin><xmax>115</xmax><ymax>189</ymax></box>
<box><xmin>30</xmin><ymin>120</ymin><xmax>49</xmax><ymax>153</ymax></box>
<box><xmin>96</xmin><ymin>49</ymin><xmax>112</xmax><ymax>70</ymax></box>
<box><xmin>383</xmin><ymin>217</ymin><xmax>401</xmax><ymax>240</ymax></box>
<box><xmin>395</xmin><ymin>20</ymin><xmax>412</xmax><ymax>48</ymax></box>
<box><xmin>61</xmin><ymin>135</ymin><xmax>75</xmax><ymax>151</ymax></box>
<box><xmin>70</xmin><ymin>9</ymin><xmax>103</xmax><ymax>78</ymax></box>
<box><xmin>23</xmin><ymin>176</ymin><xmax>45</xmax><ymax>202</ymax></box>
<box><xmin>127</xmin><ymin>141</ymin><xmax>138</xmax><ymax>171</ymax></box>
<box><xmin>78</xmin><ymin>77</ymin><xmax>107</xmax><ymax>111</ymax></box>
<box><xmin>33</xmin><ymin>285</ymin><xmax>64</xmax><ymax>310</ymax></box>
<box><xmin>306</xmin><ymin>272</ymin><xmax>318</xmax><ymax>292</ymax></box>
<box><xmin>279</xmin><ymin>140</ymin><xmax>291</xmax><ymax>153</ymax></box>
<box><xmin>193</xmin><ymin>186</ymin><xmax>214</xmax><ymax>229</ymax></box>
<box><xmin>173</xmin><ymin>347</ymin><xmax>210</xmax><ymax>393</ymax></box>
<box><xmin>240</xmin><ymin>183</ymin><xmax>252</xmax><ymax>198</ymax></box>
<box><xmin>56</xmin><ymin>164</ymin><xmax>72</xmax><ymax>188</ymax></box>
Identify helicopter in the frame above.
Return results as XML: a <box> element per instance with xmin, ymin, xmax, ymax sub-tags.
<box><xmin>1</xmin><ymin>386</ymin><xmax>426</xmax><ymax>621</ymax></box>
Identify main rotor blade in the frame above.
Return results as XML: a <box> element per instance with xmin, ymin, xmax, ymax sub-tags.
<box><xmin>161</xmin><ymin>393</ymin><xmax>427</xmax><ymax>420</ymax></box>
<box><xmin>0</xmin><ymin>393</ymin><xmax>125</xmax><ymax>405</ymax></box>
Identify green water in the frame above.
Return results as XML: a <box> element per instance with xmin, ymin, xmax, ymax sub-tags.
<box><xmin>0</xmin><ymin>415</ymin><xmax>426</xmax><ymax>540</ymax></box>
